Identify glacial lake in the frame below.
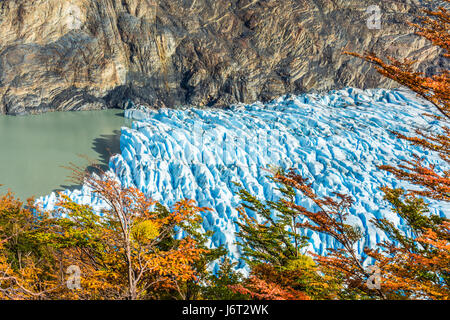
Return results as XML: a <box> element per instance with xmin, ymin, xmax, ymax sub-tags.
<box><xmin>0</xmin><ymin>109</ymin><xmax>131</xmax><ymax>200</ymax></box>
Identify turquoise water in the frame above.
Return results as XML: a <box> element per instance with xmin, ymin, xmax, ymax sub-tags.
<box><xmin>0</xmin><ymin>109</ymin><xmax>131</xmax><ymax>200</ymax></box>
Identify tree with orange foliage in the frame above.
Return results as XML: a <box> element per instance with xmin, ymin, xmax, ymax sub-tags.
<box><xmin>233</xmin><ymin>174</ymin><xmax>351</xmax><ymax>300</ymax></box>
<box><xmin>345</xmin><ymin>1</ymin><xmax>449</xmax><ymax>201</ymax></box>
<box><xmin>229</xmin><ymin>263</ymin><xmax>310</xmax><ymax>300</ymax></box>
<box><xmin>235</xmin><ymin>1</ymin><xmax>450</xmax><ymax>300</ymax></box>
<box><xmin>1</xmin><ymin>171</ymin><xmax>223</xmax><ymax>300</ymax></box>
<box><xmin>236</xmin><ymin>168</ymin><xmax>449</xmax><ymax>299</ymax></box>
<box><xmin>48</xmin><ymin>170</ymin><xmax>210</xmax><ymax>300</ymax></box>
<box><xmin>266</xmin><ymin>170</ymin><xmax>384</xmax><ymax>299</ymax></box>
<box><xmin>0</xmin><ymin>192</ymin><xmax>64</xmax><ymax>299</ymax></box>
<box><xmin>343</xmin><ymin>0</ymin><xmax>449</xmax><ymax>299</ymax></box>
<box><xmin>0</xmin><ymin>242</ymin><xmax>43</xmax><ymax>299</ymax></box>
<box><xmin>364</xmin><ymin>188</ymin><xmax>449</xmax><ymax>299</ymax></box>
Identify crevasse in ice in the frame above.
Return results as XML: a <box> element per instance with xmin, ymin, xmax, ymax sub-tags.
<box><xmin>38</xmin><ymin>88</ymin><xmax>449</xmax><ymax>271</ymax></box>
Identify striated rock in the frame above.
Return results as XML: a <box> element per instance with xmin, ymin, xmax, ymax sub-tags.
<box><xmin>0</xmin><ymin>0</ymin><xmax>446</xmax><ymax>114</ymax></box>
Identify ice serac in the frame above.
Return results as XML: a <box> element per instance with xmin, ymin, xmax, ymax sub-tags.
<box><xmin>38</xmin><ymin>88</ymin><xmax>449</xmax><ymax>271</ymax></box>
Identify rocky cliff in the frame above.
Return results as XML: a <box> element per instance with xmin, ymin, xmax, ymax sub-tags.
<box><xmin>0</xmin><ymin>0</ymin><xmax>445</xmax><ymax>115</ymax></box>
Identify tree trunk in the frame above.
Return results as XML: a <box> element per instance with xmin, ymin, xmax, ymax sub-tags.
<box><xmin>126</xmin><ymin>240</ymin><xmax>136</xmax><ymax>300</ymax></box>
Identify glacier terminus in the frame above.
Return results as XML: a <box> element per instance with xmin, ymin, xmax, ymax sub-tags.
<box><xmin>38</xmin><ymin>88</ymin><xmax>450</xmax><ymax>272</ymax></box>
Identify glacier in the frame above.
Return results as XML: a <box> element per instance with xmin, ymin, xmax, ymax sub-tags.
<box><xmin>38</xmin><ymin>87</ymin><xmax>449</xmax><ymax>271</ymax></box>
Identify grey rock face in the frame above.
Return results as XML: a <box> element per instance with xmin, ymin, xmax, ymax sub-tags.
<box><xmin>0</xmin><ymin>0</ymin><xmax>444</xmax><ymax>114</ymax></box>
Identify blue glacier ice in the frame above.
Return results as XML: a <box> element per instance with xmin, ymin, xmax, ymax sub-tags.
<box><xmin>38</xmin><ymin>87</ymin><xmax>449</xmax><ymax>271</ymax></box>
